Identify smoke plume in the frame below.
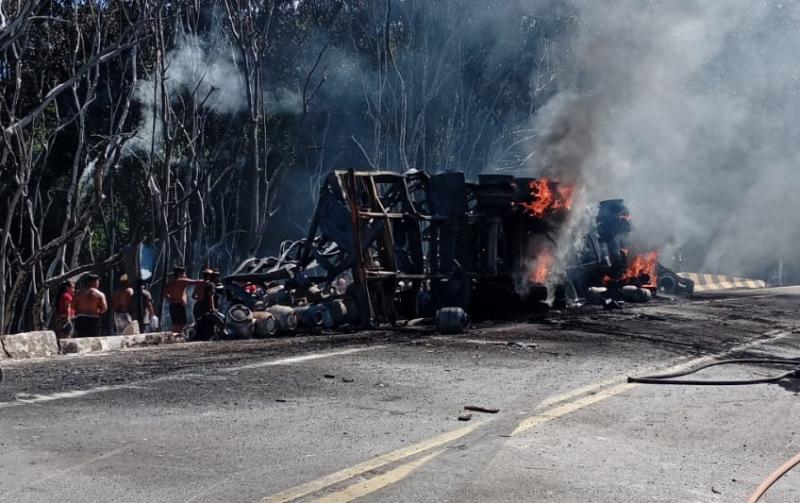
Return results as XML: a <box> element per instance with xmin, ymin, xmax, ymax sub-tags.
<box><xmin>527</xmin><ymin>0</ymin><xmax>800</xmax><ymax>279</ymax></box>
<box><xmin>127</xmin><ymin>32</ymin><xmax>246</xmax><ymax>154</ymax></box>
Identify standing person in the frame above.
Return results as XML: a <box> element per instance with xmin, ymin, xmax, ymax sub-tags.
<box><xmin>53</xmin><ymin>280</ymin><xmax>75</xmax><ymax>339</ymax></box>
<box><xmin>192</xmin><ymin>269</ymin><xmax>216</xmax><ymax>340</ymax></box>
<box><xmin>163</xmin><ymin>266</ymin><xmax>204</xmax><ymax>334</ymax></box>
<box><xmin>210</xmin><ymin>269</ymin><xmax>229</xmax><ymax>322</ymax></box>
<box><xmin>191</xmin><ymin>269</ymin><xmax>215</xmax><ymax>318</ymax></box>
<box><xmin>140</xmin><ymin>284</ymin><xmax>157</xmax><ymax>332</ymax></box>
<box><xmin>111</xmin><ymin>274</ymin><xmax>134</xmax><ymax>334</ymax></box>
<box><xmin>211</xmin><ymin>269</ymin><xmax>224</xmax><ymax>309</ymax></box>
<box><xmin>71</xmin><ymin>274</ymin><xmax>108</xmax><ymax>337</ymax></box>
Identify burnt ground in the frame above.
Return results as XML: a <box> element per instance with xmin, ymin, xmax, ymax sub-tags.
<box><xmin>1</xmin><ymin>287</ymin><xmax>799</xmax><ymax>502</ymax></box>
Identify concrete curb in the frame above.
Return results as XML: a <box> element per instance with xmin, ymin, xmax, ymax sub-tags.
<box><xmin>0</xmin><ymin>331</ymin><xmax>59</xmax><ymax>359</ymax></box>
<box><xmin>60</xmin><ymin>332</ymin><xmax>183</xmax><ymax>355</ymax></box>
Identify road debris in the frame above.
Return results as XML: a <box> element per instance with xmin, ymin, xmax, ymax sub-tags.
<box><xmin>464</xmin><ymin>405</ymin><xmax>500</xmax><ymax>414</ymax></box>
<box><xmin>506</xmin><ymin>341</ymin><xmax>537</xmax><ymax>349</ymax></box>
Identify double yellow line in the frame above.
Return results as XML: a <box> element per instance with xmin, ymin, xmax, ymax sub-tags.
<box><xmin>258</xmin><ymin>331</ymin><xmax>790</xmax><ymax>503</ymax></box>
<box><xmin>258</xmin><ymin>422</ymin><xmax>485</xmax><ymax>503</ymax></box>
<box><xmin>258</xmin><ymin>376</ymin><xmax>643</xmax><ymax>503</ymax></box>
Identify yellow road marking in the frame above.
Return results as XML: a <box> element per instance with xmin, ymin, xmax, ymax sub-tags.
<box><xmin>716</xmin><ymin>275</ymin><xmax>735</xmax><ymax>289</ymax></box>
<box><xmin>511</xmin><ymin>382</ymin><xmax>638</xmax><ymax>436</ymax></box>
<box><xmin>512</xmin><ymin>353</ymin><xmax>719</xmax><ymax>436</ymax></box>
<box><xmin>309</xmin><ymin>450</ymin><xmax>445</xmax><ymax>503</ymax></box>
<box><xmin>679</xmin><ymin>272</ymin><xmax>767</xmax><ymax>291</ymax></box>
<box><xmin>703</xmin><ymin>273</ymin><xmax>720</xmax><ymax>290</ymax></box>
<box><xmin>257</xmin><ymin>330</ymin><xmax>787</xmax><ymax>503</ymax></box>
<box><xmin>534</xmin><ymin>376</ymin><xmax>621</xmax><ymax>410</ymax></box>
<box><xmin>306</xmin><ymin>380</ymin><xmax>640</xmax><ymax>501</ymax></box>
<box><xmin>257</xmin><ymin>355</ymin><xmax>721</xmax><ymax>502</ymax></box>
<box><xmin>257</xmin><ymin>423</ymin><xmax>483</xmax><ymax>503</ymax></box>
<box><xmin>259</xmin><ymin>374</ymin><xmax>632</xmax><ymax>503</ymax></box>
<box><xmin>534</xmin><ymin>351</ymin><xmax>717</xmax><ymax>412</ymax></box>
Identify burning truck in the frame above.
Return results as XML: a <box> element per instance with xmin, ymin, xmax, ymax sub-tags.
<box><xmin>212</xmin><ymin>169</ymin><xmax>692</xmax><ymax>338</ymax></box>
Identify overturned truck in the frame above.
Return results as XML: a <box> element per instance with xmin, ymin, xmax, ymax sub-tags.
<box><xmin>219</xmin><ymin>169</ymin><xmax>691</xmax><ymax>337</ymax></box>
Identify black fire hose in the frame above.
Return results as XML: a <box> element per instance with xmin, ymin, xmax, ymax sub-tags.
<box><xmin>629</xmin><ymin>357</ymin><xmax>800</xmax><ymax>501</ymax></box>
<box><xmin>628</xmin><ymin>358</ymin><xmax>800</xmax><ymax>385</ymax></box>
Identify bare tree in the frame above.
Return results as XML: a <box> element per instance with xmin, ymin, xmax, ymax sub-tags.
<box><xmin>0</xmin><ymin>2</ymin><xmax>147</xmax><ymax>333</ymax></box>
<box><xmin>222</xmin><ymin>0</ymin><xmax>277</xmax><ymax>254</ymax></box>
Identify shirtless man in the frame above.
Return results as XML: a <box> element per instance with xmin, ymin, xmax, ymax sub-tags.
<box><xmin>163</xmin><ymin>266</ymin><xmax>204</xmax><ymax>334</ymax></box>
<box><xmin>71</xmin><ymin>273</ymin><xmax>108</xmax><ymax>337</ymax></box>
<box><xmin>111</xmin><ymin>274</ymin><xmax>134</xmax><ymax>334</ymax></box>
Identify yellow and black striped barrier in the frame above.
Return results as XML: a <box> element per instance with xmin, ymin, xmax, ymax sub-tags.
<box><xmin>677</xmin><ymin>273</ymin><xmax>766</xmax><ymax>292</ymax></box>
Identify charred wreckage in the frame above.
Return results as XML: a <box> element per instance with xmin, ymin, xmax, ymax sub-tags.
<box><xmin>206</xmin><ymin>169</ymin><xmax>693</xmax><ymax>339</ymax></box>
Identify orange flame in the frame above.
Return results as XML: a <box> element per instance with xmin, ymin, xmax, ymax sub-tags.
<box><xmin>620</xmin><ymin>251</ymin><xmax>659</xmax><ymax>287</ymax></box>
<box><xmin>522</xmin><ymin>178</ymin><xmax>574</xmax><ymax>218</ymax></box>
<box><xmin>530</xmin><ymin>249</ymin><xmax>554</xmax><ymax>285</ymax></box>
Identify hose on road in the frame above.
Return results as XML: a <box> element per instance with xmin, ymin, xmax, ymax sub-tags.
<box><xmin>629</xmin><ymin>356</ymin><xmax>800</xmax><ymax>501</ymax></box>
<box><xmin>627</xmin><ymin>358</ymin><xmax>800</xmax><ymax>385</ymax></box>
<box><xmin>747</xmin><ymin>450</ymin><xmax>800</xmax><ymax>503</ymax></box>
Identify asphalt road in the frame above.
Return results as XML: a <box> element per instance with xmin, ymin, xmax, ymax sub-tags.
<box><xmin>2</xmin><ymin>288</ymin><xmax>800</xmax><ymax>502</ymax></box>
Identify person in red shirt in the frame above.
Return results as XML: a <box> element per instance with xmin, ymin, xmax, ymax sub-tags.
<box><xmin>54</xmin><ymin>280</ymin><xmax>75</xmax><ymax>338</ymax></box>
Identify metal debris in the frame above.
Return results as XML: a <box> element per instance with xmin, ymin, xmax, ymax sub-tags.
<box><xmin>217</xmin><ymin>170</ymin><xmax>694</xmax><ymax>338</ymax></box>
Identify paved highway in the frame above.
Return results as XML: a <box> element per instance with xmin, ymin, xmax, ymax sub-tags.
<box><xmin>1</xmin><ymin>289</ymin><xmax>799</xmax><ymax>502</ymax></box>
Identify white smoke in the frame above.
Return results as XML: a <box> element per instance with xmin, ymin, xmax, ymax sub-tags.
<box><xmin>265</xmin><ymin>87</ymin><xmax>303</xmax><ymax>115</ymax></box>
<box><xmin>127</xmin><ymin>32</ymin><xmax>246</xmax><ymax>154</ymax></box>
<box><xmin>526</xmin><ymin>0</ymin><xmax>800</xmax><ymax>278</ymax></box>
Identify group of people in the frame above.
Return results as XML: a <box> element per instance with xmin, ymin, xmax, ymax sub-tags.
<box><xmin>53</xmin><ymin>266</ymin><xmax>222</xmax><ymax>339</ymax></box>
<box><xmin>54</xmin><ymin>273</ymin><xmax>156</xmax><ymax>338</ymax></box>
